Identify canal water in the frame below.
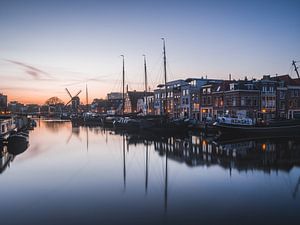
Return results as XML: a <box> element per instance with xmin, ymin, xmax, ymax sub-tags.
<box><xmin>1</xmin><ymin>120</ymin><xmax>300</xmax><ymax>225</ymax></box>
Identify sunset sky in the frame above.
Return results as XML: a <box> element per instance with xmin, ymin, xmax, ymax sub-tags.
<box><xmin>0</xmin><ymin>0</ymin><xmax>300</xmax><ymax>104</ymax></box>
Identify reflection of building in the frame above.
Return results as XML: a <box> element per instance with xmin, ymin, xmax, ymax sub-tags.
<box><xmin>150</xmin><ymin>134</ymin><xmax>300</xmax><ymax>172</ymax></box>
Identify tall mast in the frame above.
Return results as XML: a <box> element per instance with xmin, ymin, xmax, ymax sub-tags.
<box><xmin>121</xmin><ymin>55</ymin><xmax>125</xmax><ymax>115</ymax></box>
<box><xmin>292</xmin><ymin>60</ymin><xmax>300</xmax><ymax>79</ymax></box>
<box><xmin>143</xmin><ymin>54</ymin><xmax>148</xmax><ymax>114</ymax></box>
<box><xmin>162</xmin><ymin>38</ymin><xmax>167</xmax><ymax>115</ymax></box>
<box><xmin>86</xmin><ymin>83</ymin><xmax>88</xmax><ymax>112</ymax></box>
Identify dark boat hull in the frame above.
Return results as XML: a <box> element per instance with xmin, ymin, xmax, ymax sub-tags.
<box><xmin>216</xmin><ymin>124</ymin><xmax>300</xmax><ymax>137</ymax></box>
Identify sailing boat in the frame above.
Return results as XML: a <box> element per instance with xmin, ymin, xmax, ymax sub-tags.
<box><xmin>139</xmin><ymin>38</ymin><xmax>189</xmax><ymax>132</ymax></box>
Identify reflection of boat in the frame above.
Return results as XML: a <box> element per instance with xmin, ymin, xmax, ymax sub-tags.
<box><xmin>7</xmin><ymin>130</ymin><xmax>29</xmax><ymax>155</ymax></box>
<box><xmin>8</xmin><ymin>139</ymin><xmax>29</xmax><ymax>156</ymax></box>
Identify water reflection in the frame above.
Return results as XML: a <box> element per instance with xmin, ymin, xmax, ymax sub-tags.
<box><xmin>0</xmin><ymin>120</ymin><xmax>299</xmax><ymax>225</ymax></box>
<box><xmin>122</xmin><ymin>131</ymin><xmax>300</xmax><ymax>173</ymax></box>
<box><xmin>1</xmin><ymin>141</ymin><xmax>29</xmax><ymax>174</ymax></box>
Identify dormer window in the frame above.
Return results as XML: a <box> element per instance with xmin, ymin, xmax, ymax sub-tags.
<box><xmin>230</xmin><ymin>83</ymin><xmax>235</xmax><ymax>90</ymax></box>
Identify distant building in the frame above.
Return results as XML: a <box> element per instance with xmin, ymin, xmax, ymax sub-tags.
<box><xmin>26</xmin><ymin>104</ymin><xmax>40</xmax><ymax>114</ymax></box>
<box><xmin>0</xmin><ymin>93</ymin><xmax>8</xmax><ymax>113</ymax></box>
<box><xmin>8</xmin><ymin>101</ymin><xmax>25</xmax><ymax>114</ymax></box>
<box><xmin>107</xmin><ymin>92</ymin><xmax>123</xmax><ymax>100</ymax></box>
<box><xmin>124</xmin><ymin>91</ymin><xmax>153</xmax><ymax>114</ymax></box>
<box><xmin>91</xmin><ymin>98</ymin><xmax>108</xmax><ymax>113</ymax></box>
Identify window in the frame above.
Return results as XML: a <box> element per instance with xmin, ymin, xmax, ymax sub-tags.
<box><xmin>232</xmin><ymin>97</ymin><xmax>236</xmax><ymax>106</ymax></box>
<box><xmin>241</xmin><ymin>97</ymin><xmax>245</xmax><ymax>106</ymax></box>
<box><xmin>207</xmin><ymin>97</ymin><xmax>211</xmax><ymax>105</ymax></box>
<box><xmin>280</xmin><ymin>91</ymin><xmax>285</xmax><ymax>99</ymax></box>
<box><xmin>230</xmin><ymin>83</ymin><xmax>235</xmax><ymax>90</ymax></box>
<box><xmin>215</xmin><ymin>98</ymin><xmax>218</xmax><ymax>107</ymax></box>
<box><xmin>207</xmin><ymin>88</ymin><xmax>211</xmax><ymax>94</ymax></box>
<box><xmin>191</xmin><ymin>80</ymin><xmax>196</xmax><ymax>87</ymax></box>
<box><xmin>246</xmin><ymin>84</ymin><xmax>253</xmax><ymax>90</ymax></box>
<box><xmin>262</xmin><ymin>86</ymin><xmax>267</xmax><ymax>92</ymax></box>
<box><xmin>246</xmin><ymin>97</ymin><xmax>251</xmax><ymax>106</ymax></box>
<box><xmin>253</xmin><ymin>98</ymin><xmax>257</xmax><ymax>106</ymax></box>
<box><xmin>280</xmin><ymin>101</ymin><xmax>285</xmax><ymax>110</ymax></box>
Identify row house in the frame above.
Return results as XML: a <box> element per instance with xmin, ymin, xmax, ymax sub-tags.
<box><xmin>185</xmin><ymin>78</ymin><xmax>222</xmax><ymax>120</ymax></box>
<box><xmin>154</xmin><ymin>80</ymin><xmax>187</xmax><ymax>117</ymax></box>
<box><xmin>154</xmin><ymin>78</ymin><xmax>222</xmax><ymax>119</ymax></box>
<box><xmin>200</xmin><ymin>79</ymin><xmax>260</xmax><ymax>121</ymax></box>
<box><xmin>255</xmin><ymin>75</ymin><xmax>277</xmax><ymax>120</ymax></box>
<box><xmin>272</xmin><ymin>75</ymin><xmax>300</xmax><ymax>119</ymax></box>
<box><xmin>154</xmin><ymin>74</ymin><xmax>300</xmax><ymax>122</ymax></box>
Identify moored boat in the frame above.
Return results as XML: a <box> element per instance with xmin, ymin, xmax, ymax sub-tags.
<box><xmin>0</xmin><ymin>116</ymin><xmax>16</xmax><ymax>143</ymax></box>
<box><xmin>215</xmin><ymin>116</ymin><xmax>300</xmax><ymax>137</ymax></box>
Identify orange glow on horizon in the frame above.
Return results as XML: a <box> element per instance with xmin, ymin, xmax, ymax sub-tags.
<box><xmin>4</xmin><ymin>90</ymin><xmax>107</xmax><ymax>105</ymax></box>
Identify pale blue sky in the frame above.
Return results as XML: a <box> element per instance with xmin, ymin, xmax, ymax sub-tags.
<box><xmin>0</xmin><ymin>0</ymin><xmax>299</xmax><ymax>103</ymax></box>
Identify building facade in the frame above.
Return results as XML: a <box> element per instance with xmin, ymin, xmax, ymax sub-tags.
<box><xmin>0</xmin><ymin>93</ymin><xmax>8</xmax><ymax>113</ymax></box>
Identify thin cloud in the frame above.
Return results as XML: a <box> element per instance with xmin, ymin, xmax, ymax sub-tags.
<box><xmin>4</xmin><ymin>59</ymin><xmax>52</xmax><ymax>79</ymax></box>
<box><xmin>1</xmin><ymin>86</ymin><xmax>42</xmax><ymax>91</ymax></box>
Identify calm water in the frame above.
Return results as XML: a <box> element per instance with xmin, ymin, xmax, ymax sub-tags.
<box><xmin>1</xmin><ymin>120</ymin><xmax>300</xmax><ymax>225</ymax></box>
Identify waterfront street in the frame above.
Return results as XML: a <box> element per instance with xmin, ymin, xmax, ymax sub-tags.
<box><xmin>1</xmin><ymin>120</ymin><xmax>299</xmax><ymax>225</ymax></box>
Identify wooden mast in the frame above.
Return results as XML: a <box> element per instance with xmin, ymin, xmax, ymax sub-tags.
<box><xmin>162</xmin><ymin>38</ymin><xmax>167</xmax><ymax>115</ymax></box>
<box><xmin>143</xmin><ymin>55</ymin><xmax>148</xmax><ymax>114</ymax></box>
<box><xmin>86</xmin><ymin>83</ymin><xmax>88</xmax><ymax>112</ymax></box>
<box><xmin>121</xmin><ymin>55</ymin><xmax>125</xmax><ymax>115</ymax></box>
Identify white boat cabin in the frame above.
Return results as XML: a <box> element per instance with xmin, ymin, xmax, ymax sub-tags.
<box><xmin>0</xmin><ymin>117</ymin><xmax>16</xmax><ymax>136</ymax></box>
<box><xmin>217</xmin><ymin>116</ymin><xmax>254</xmax><ymax>126</ymax></box>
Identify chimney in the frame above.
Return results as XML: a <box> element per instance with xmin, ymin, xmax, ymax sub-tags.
<box><xmin>229</xmin><ymin>73</ymin><xmax>232</xmax><ymax>81</ymax></box>
<box><xmin>126</xmin><ymin>84</ymin><xmax>128</xmax><ymax>93</ymax></box>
